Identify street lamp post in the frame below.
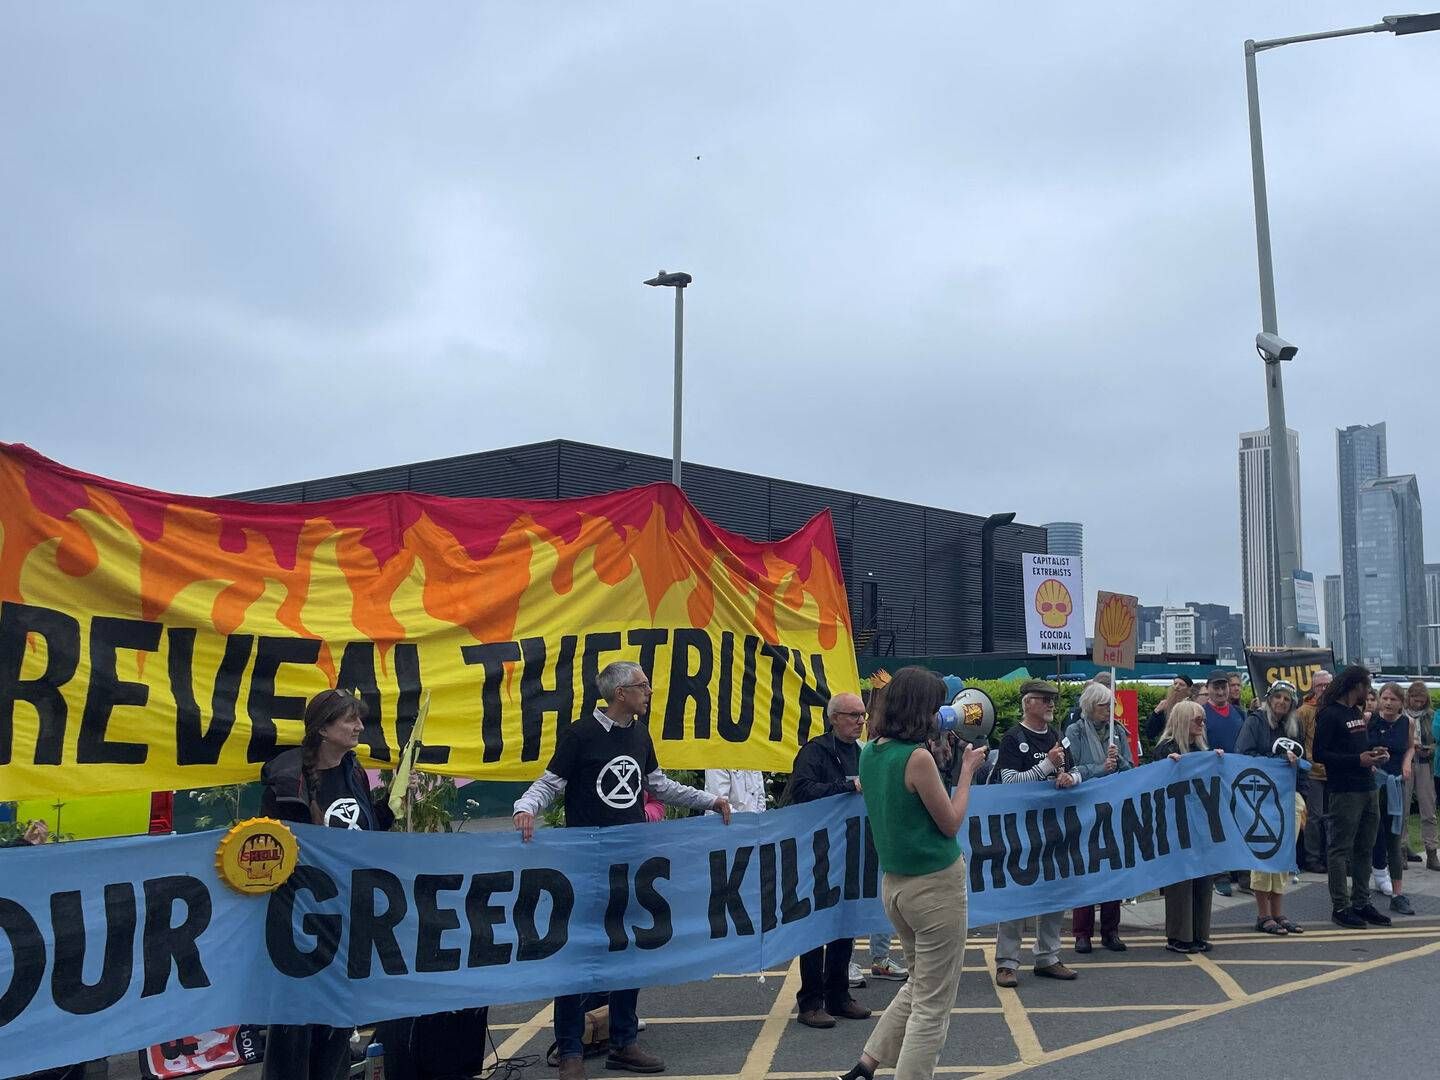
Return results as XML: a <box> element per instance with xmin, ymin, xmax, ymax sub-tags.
<box><xmin>644</xmin><ymin>270</ymin><xmax>693</xmax><ymax>488</ymax></box>
<box><xmin>1242</xmin><ymin>12</ymin><xmax>1439</xmax><ymax>646</ymax></box>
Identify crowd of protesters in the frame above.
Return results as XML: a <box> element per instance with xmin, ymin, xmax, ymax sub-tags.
<box><xmin>10</xmin><ymin>660</ymin><xmax>1434</xmax><ymax>1080</ymax></box>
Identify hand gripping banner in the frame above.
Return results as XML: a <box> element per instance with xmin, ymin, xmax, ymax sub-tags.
<box><xmin>0</xmin><ymin>444</ymin><xmax>857</xmax><ymax>800</ymax></box>
<box><xmin>0</xmin><ymin>756</ymin><xmax>1296</xmax><ymax>1076</ymax></box>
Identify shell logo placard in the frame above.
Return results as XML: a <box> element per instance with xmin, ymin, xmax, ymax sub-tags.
<box><xmin>0</xmin><ymin>443</ymin><xmax>857</xmax><ymax>800</ymax></box>
<box><xmin>1034</xmin><ymin>579</ymin><xmax>1073</xmax><ymax>628</ymax></box>
<box><xmin>1022</xmin><ymin>553</ymin><xmax>1084</xmax><ymax>655</ymax></box>
<box><xmin>214</xmin><ymin>818</ymin><xmax>298</xmax><ymax>895</ymax></box>
<box><xmin>1091</xmin><ymin>591</ymin><xmax>1139</xmax><ymax>668</ymax></box>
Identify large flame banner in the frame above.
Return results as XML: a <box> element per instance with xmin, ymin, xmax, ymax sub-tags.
<box><xmin>0</xmin><ymin>444</ymin><xmax>857</xmax><ymax>801</ymax></box>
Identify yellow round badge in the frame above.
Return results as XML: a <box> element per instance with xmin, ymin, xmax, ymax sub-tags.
<box><xmin>215</xmin><ymin>818</ymin><xmax>300</xmax><ymax>895</ymax></box>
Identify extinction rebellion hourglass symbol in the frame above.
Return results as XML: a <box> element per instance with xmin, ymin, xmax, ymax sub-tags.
<box><xmin>1230</xmin><ymin>768</ymin><xmax>1284</xmax><ymax>860</ymax></box>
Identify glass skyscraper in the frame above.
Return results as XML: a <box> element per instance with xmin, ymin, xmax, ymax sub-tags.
<box><xmin>1336</xmin><ymin>423</ymin><xmax>1387</xmax><ymax>662</ymax></box>
<box><xmin>1323</xmin><ymin>573</ymin><xmax>1343</xmax><ymax>656</ymax></box>
<box><xmin>1238</xmin><ymin>428</ymin><xmax>1302</xmax><ymax>647</ymax></box>
<box><xmin>1356</xmin><ymin>474</ymin><xmax>1424</xmax><ymax>669</ymax></box>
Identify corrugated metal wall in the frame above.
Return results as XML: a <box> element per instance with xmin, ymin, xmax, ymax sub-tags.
<box><xmin>228</xmin><ymin>439</ymin><xmax>1047</xmax><ymax>654</ymax></box>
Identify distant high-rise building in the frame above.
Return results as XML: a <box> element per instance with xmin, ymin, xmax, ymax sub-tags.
<box><xmin>1161</xmin><ymin>607</ymin><xmax>1198</xmax><ymax>653</ymax></box>
<box><xmin>1044</xmin><ymin>522</ymin><xmax>1083</xmax><ymax>560</ymax></box>
<box><xmin>1424</xmin><ymin>563</ymin><xmax>1440</xmax><ymax>668</ymax></box>
<box><xmin>1186</xmin><ymin>602</ymin><xmax>1245</xmax><ymax>660</ymax></box>
<box><xmin>1137</xmin><ymin>604</ymin><xmax>1163</xmax><ymax>645</ymax></box>
<box><xmin>1239</xmin><ymin>428</ymin><xmax>1303</xmax><ymax>647</ymax></box>
<box><xmin>1324</xmin><ymin>574</ymin><xmax>1343</xmax><ymax>656</ymax></box>
<box><xmin>1336</xmin><ymin>423</ymin><xmax>1387</xmax><ymax>661</ymax></box>
<box><xmin>1356</xmin><ymin>474</ymin><xmax>1425</xmax><ymax>669</ymax></box>
<box><xmin>1425</xmin><ymin>563</ymin><xmax>1440</xmax><ymax>623</ymax></box>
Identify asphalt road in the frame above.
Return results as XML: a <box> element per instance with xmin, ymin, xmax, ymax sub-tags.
<box><xmin>79</xmin><ymin>866</ymin><xmax>1440</xmax><ymax>1080</ymax></box>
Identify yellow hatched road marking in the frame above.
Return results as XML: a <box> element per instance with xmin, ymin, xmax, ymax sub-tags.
<box><xmin>1186</xmin><ymin>950</ymin><xmax>1246</xmax><ymax>1001</ymax></box>
<box><xmin>738</xmin><ymin>957</ymin><xmax>803</xmax><ymax>1080</ymax></box>
<box><xmin>979</xmin><ymin>942</ymin><xmax>1043</xmax><ymax>1064</ymax></box>
<box><xmin>488</xmin><ymin>1000</ymin><xmax>552</xmax><ymax>1063</ymax></box>
<box><xmin>965</xmin><ymin>936</ymin><xmax>1440</xmax><ymax>1078</ymax></box>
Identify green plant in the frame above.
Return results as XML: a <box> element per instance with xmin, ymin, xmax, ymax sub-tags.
<box><xmin>191</xmin><ymin>784</ymin><xmax>246</xmax><ymax>830</ymax></box>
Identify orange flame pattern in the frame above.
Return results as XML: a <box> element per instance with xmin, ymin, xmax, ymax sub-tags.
<box><xmin>0</xmin><ymin>443</ymin><xmax>857</xmax><ymax>799</ymax></box>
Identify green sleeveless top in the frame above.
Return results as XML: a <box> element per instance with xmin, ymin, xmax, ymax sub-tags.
<box><xmin>859</xmin><ymin>739</ymin><xmax>961</xmax><ymax>876</ymax></box>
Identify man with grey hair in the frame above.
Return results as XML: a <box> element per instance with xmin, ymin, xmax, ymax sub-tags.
<box><xmin>787</xmin><ymin>691</ymin><xmax>871</xmax><ymax>1028</ymax></box>
<box><xmin>514</xmin><ymin>660</ymin><xmax>731</xmax><ymax>1080</ymax></box>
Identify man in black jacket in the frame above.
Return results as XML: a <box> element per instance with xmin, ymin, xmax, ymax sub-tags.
<box><xmin>788</xmin><ymin>692</ymin><xmax>872</xmax><ymax>1029</ymax></box>
<box><xmin>1312</xmin><ymin>665</ymin><xmax>1391</xmax><ymax>929</ymax></box>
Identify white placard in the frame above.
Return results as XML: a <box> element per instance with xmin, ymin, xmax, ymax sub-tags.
<box><xmin>1022</xmin><ymin>553</ymin><xmax>1085</xmax><ymax>655</ymax></box>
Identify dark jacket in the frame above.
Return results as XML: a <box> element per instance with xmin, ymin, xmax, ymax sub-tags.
<box><xmin>1234</xmin><ymin>707</ymin><xmax>1309</xmax><ymax>799</ymax></box>
<box><xmin>260</xmin><ymin>747</ymin><xmax>395</xmax><ymax>830</ymax></box>
<box><xmin>1152</xmin><ymin>736</ymin><xmax>1210</xmax><ymax>761</ymax></box>
<box><xmin>784</xmin><ymin>731</ymin><xmax>860</xmax><ymax>805</ymax></box>
<box><xmin>1312</xmin><ymin>702</ymin><xmax>1374</xmax><ymax>794</ymax></box>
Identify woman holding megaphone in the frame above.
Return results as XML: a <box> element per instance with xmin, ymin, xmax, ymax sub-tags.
<box><xmin>837</xmin><ymin>667</ymin><xmax>987</xmax><ymax>1080</ymax></box>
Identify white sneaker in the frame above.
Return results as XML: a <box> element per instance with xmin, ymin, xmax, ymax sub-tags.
<box><xmin>1373</xmin><ymin>868</ymin><xmax>1394</xmax><ymax>896</ymax></box>
<box><xmin>871</xmin><ymin>956</ymin><xmax>909</xmax><ymax>981</ymax></box>
<box><xmin>847</xmin><ymin>961</ymin><xmax>866</xmax><ymax>988</ymax></box>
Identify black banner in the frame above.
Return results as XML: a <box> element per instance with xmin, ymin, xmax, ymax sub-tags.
<box><xmin>1244</xmin><ymin>647</ymin><xmax>1335</xmax><ymax>699</ymax></box>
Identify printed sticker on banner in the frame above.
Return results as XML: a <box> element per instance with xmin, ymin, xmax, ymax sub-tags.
<box><xmin>214</xmin><ymin>818</ymin><xmax>299</xmax><ymax>895</ymax></box>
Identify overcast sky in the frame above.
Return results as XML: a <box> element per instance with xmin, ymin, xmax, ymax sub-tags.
<box><xmin>3</xmin><ymin>3</ymin><xmax>1437</xmax><ymax>618</ymax></box>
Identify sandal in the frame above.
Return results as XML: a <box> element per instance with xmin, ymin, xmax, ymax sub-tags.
<box><xmin>1278</xmin><ymin>917</ymin><xmax>1304</xmax><ymax>934</ymax></box>
<box><xmin>1256</xmin><ymin>917</ymin><xmax>1288</xmax><ymax>935</ymax></box>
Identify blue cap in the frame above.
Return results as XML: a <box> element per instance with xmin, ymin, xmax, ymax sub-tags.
<box><xmin>943</xmin><ymin>675</ymin><xmax>966</xmax><ymax>699</ymax></box>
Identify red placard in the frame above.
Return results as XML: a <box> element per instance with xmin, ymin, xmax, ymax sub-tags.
<box><xmin>140</xmin><ymin>1027</ymin><xmax>263</xmax><ymax>1078</ymax></box>
<box><xmin>1112</xmin><ymin>689</ymin><xmax>1142</xmax><ymax>765</ymax></box>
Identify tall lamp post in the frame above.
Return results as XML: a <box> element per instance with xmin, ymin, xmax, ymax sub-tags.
<box><xmin>1243</xmin><ymin>12</ymin><xmax>1439</xmax><ymax>645</ymax></box>
<box><xmin>644</xmin><ymin>270</ymin><xmax>693</xmax><ymax>488</ymax></box>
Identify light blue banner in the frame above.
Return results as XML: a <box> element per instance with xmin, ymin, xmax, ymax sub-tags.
<box><xmin>0</xmin><ymin>755</ymin><xmax>1293</xmax><ymax>1076</ymax></box>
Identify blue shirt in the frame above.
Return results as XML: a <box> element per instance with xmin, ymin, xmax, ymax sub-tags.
<box><xmin>1368</xmin><ymin>713</ymin><xmax>1409</xmax><ymax>778</ymax></box>
<box><xmin>1204</xmin><ymin>702</ymin><xmax>1242</xmax><ymax>754</ymax></box>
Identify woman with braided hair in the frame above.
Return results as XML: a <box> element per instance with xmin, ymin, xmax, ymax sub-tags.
<box><xmin>258</xmin><ymin>689</ymin><xmax>394</xmax><ymax>1080</ymax></box>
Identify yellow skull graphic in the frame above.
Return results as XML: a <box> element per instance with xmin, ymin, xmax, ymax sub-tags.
<box><xmin>1035</xmin><ymin>578</ymin><xmax>1072</xmax><ymax>628</ymax></box>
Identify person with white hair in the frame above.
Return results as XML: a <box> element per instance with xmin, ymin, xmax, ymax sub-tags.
<box><xmin>1063</xmin><ymin>680</ymin><xmax>1134</xmax><ymax>952</ymax></box>
<box><xmin>1235</xmin><ymin>680</ymin><xmax>1308</xmax><ymax>934</ymax></box>
<box><xmin>513</xmin><ymin>660</ymin><xmax>732</xmax><ymax>1080</ymax></box>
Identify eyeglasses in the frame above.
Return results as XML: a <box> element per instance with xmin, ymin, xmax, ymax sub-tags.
<box><xmin>620</xmin><ymin>682</ymin><xmax>652</xmax><ymax>693</ymax></box>
<box><xmin>833</xmin><ymin>710</ymin><xmax>868</xmax><ymax>721</ymax></box>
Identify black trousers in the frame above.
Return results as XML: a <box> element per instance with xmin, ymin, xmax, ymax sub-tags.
<box><xmin>796</xmin><ymin>937</ymin><xmax>854</xmax><ymax>1013</ymax></box>
<box><xmin>261</xmin><ymin>1024</ymin><xmax>351</xmax><ymax>1080</ymax></box>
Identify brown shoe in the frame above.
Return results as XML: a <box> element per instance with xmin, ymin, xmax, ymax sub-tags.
<box><xmin>1034</xmin><ymin>962</ymin><xmax>1078</xmax><ymax>980</ymax></box>
<box><xmin>559</xmin><ymin>1057</ymin><xmax>587</xmax><ymax>1080</ymax></box>
<box><xmin>994</xmin><ymin>967</ymin><xmax>1019</xmax><ymax>988</ymax></box>
<box><xmin>830</xmin><ymin>1000</ymin><xmax>872</xmax><ymax>1021</ymax></box>
<box><xmin>797</xmin><ymin>1008</ymin><xmax>836</xmax><ymax>1029</ymax></box>
<box><xmin>605</xmin><ymin>1044</ymin><xmax>665</xmax><ymax>1074</ymax></box>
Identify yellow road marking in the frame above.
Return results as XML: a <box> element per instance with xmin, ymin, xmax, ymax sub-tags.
<box><xmin>1215</xmin><ymin>958</ymin><xmax>1350</xmax><ymax>966</ymax></box>
<box><xmin>1023</xmin><ymin>1004</ymin><xmax>1203</xmax><ymax>1013</ymax></box>
<box><xmin>738</xmin><ymin>957</ymin><xmax>803</xmax><ymax>1080</ymax></box>
<box><xmin>966</xmin><ymin>936</ymin><xmax>1440</xmax><ymax>1078</ymax></box>
<box><xmin>489</xmin><ymin>1000</ymin><xmax>552</xmax><ymax>1062</ymax></box>
<box><xmin>980</xmin><ymin>942</ymin><xmax>1043</xmax><ymax>1064</ymax></box>
<box><xmin>1186</xmin><ymin>951</ymin><xmax>1246</xmax><ymax>1001</ymax></box>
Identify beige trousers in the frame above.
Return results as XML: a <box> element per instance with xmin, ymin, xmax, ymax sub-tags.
<box><xmin>1414</xmin><ymin>768</ymin><xmax>1437</xmax><ymax>851</ymax></box>
<box><xmin>863</xmin><ymin>858</ymin><xmax>968</xmax><ymax>1080</ymax></box>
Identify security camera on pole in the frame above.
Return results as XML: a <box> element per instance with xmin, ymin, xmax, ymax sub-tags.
<box><xmin>1242</xmin><ymin>11</ymin><xmax>1440</xmax><ymax>644</ymax></box>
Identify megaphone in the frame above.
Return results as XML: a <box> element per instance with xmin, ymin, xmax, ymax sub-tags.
<box><xmin>942</xmin><ymin>687</ymin><xmax>996</xmax><ymax>743</ymax></box>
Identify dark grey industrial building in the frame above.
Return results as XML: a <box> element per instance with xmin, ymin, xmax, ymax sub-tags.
<box><xmin>231</xmin><ymin>439</ymin><xmax>1049</xmax><ymax>655</ymax></box>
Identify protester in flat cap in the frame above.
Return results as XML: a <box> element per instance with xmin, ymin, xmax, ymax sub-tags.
<box><xmin>991</xmin><ymin>680</ymin><xmax>1081</xmax><ymax>988</ymax></box>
